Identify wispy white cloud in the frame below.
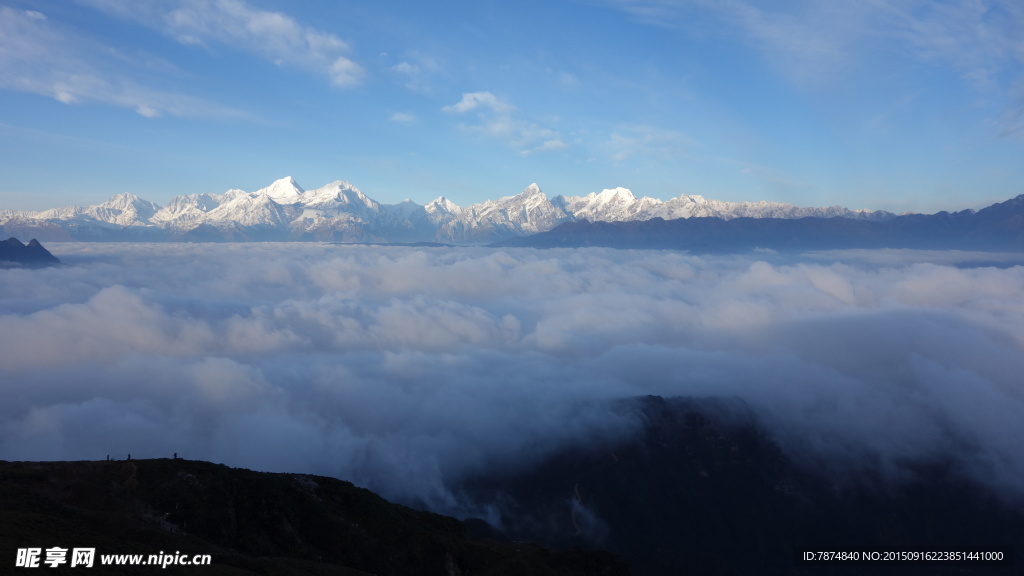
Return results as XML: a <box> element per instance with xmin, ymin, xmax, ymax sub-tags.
<box><xmin>875</xmin><ymin>0</ymin><xmax>1024</xmax><ymax>138</ymax></box>
<box><xmin>443</xmin><ymin>91</ymin><xmax>567</xmax><ymax>155</ymax></box>
<box><xmin>512</xmin><ymin>123</ymin><xmax>567</xmax><ymax>155</ymax></box>
<box><xmin>389</xmin><ymin>52</ymin><xmax>440</xmax><ymax>92</ymax></box>
<box><xmin>604</xmin><ymin>124</ymin><xmax>700</xmax><ymax>163</ymax></box>
<box><xmin>598</xmin><ymin>0</ymin><xmax>866</xmax><ymax>86</ymax></box>
<box><xmin>76</xmin><ymin>0</ymin><xmax>365</xmax><ymax>88</ymax></box>
<box><xmin>0</xmin><ymin>7</ymin><xmax>243</xmax><ymax>118</ymax></box>
<box><xmin>389</xmin><ymin>112</ymin><xmax>417</xmax><ymax>124</ymax></box>
<box><xmin>877</xmin><ymin>1</ymin><xmax>1023</xmax><ymax>88</ymax></box>
<box><xmin>596</xmin><ymin>0</ymin><xmax>682</xmax><ymax>25</ymax></box>
<box><xmin>558</xmin><ymin>71</ymin><xmax>580</xmax><ymax>87</ymax></box>
<box><xmin>443</xmin><ymin>91</ymin><xmax>514</xmax><ymax>114</ymax></box>
<box><xmin>523</xmin><ymin>138</ymin><xmax>568</xmax><ymax>155</ymax></box>
<box><xmin>390</xmin><ymin>61</ymin><xmax>420</xmax><ymax>86</ymax></box>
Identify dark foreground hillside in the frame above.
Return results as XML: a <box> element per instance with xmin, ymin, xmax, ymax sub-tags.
<box><xmin>0</xmin><ymin>458</ymin><xmax>627</xmax><ymax>575</ymax></box>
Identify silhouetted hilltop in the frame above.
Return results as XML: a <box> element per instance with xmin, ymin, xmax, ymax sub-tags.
<box><xmin>0</xmin><ymin>458</ymin><xmax>628</xmax><ymax>575</ymax></box>
<box><xmin>0</xmin><ymin>237</ymin><xmax>61</xmax><ymax>267</ymax></box>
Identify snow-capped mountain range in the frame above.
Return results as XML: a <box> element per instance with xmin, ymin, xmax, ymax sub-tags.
<box><xmin>0</xmin><ymin>177</ymin><xmax>895</xmax><ymax>243</ymax></box>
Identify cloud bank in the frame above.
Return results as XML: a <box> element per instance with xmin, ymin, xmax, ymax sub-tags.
<box><xmin>2</xmin><ymin>244</ymin><xmax>1023</xmax><ymax>514</ymax></box>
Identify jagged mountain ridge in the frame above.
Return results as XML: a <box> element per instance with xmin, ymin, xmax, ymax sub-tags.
<box><xmin>1</xmin><ymin>177</ymin><xmax>896</xmax><ymax>243</ymax></box>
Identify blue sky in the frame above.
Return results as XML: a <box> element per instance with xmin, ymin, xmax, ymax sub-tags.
<box><xmin>1</xmin><ymin>0</ymin><xmax>1022</xmax><ymax>213</ymax></box>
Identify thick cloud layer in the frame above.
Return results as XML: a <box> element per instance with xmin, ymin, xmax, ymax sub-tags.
<box><xmin>2</xmin><ymin>244</ymin><xmax>1024</xmax><ymax>512</ymax></box>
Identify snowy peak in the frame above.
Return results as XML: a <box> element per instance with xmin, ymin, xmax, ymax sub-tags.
<box><xmin>520</xmin><ymin>184</ymin><xmax>551</xmax><ymax>208</ymax></box>
<box><xmin>48</xmin><ymin>192</ymin><xmax>163</xmax><ymax>227</ymax></box>
<box><xmin>596</xmin><ymin>187</ymin><xmax>636</xmax><ymax>203</ymax></box>
<box><xmin>425</xmin><ymin>196</ymin><xmax>462</xmax><ymax>215</ymax></box>
<box><xmin>151</xmin><ymin>193</ymin><xmax>226</xmax><ymax>230</ymax></box>
<box><xmin>517</xmin><ymin>183</ymin><xmax>547</xmax><ymax>202</ymax></box>
<box><xmin>209</xmin><ymin>189</ymin><xmax>292</xmax><ymax>227</ymax></box>
<box><xmin>445</xmin><ymin>183</ymin><xmax>569</xmax><ymax>239</ymax></box>
<box><xmin>100</xmin><ymin>192</ymin><xmax>144</xmax><ymax>210</ymax></box>
<box><xmin>257</xmin><ymin>176</ymin><xmax>305</xmax><ymax>202</ymax></box>
<box><xmin>306</xmin><ymin>180</ymin><xmax>372</xmax><ymax>205</ymax></box>
<box><xmin>479</xmin><ymin>184</ymin><xmax>553</xmax><ymax>214</ymax></box>
<box><xmin>568</xmin><ymin>187</ymin><xmax>641</xmax><ymax>211</ymax></box>
<box><xmin>522</xmin><ymin>183</ymin><xmax>544</xmax><ymax>197</ymax></box>
<box><xmin>480</xmin><ymin>184</ymin><xmax>546</xmax><ymax>207</ymax></box>
<box><xmin>561</xmin><ymin>187</ymin><xmax>660</xmax><ymax>222</ymax></box>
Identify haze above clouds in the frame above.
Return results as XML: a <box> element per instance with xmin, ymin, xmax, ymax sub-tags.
<box><xmin>2</xmin><ymin>244</ymin><xmax>1024</xmax><ymax>514</ymax></box>
<box><xmin>1</xmin><ymin>0</ymin><xmax>1022</xmax><ymax>213</ymax></box>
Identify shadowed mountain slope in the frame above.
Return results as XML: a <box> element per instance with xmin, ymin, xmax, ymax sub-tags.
<box><xmin>0</xmin><ymin>458</ymin><xmax>628</xmax><ymax>576</ymax></box>
<box><xmin>460</xmin><ymin>396</ymin><xmax>1024</xmax><ymax>576</ymax></box>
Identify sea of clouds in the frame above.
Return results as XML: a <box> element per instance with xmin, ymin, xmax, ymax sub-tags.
<box><xmin>2</xmin><ymin>243</ymin><xmax>1023</xmax><ymax>514</ymax></box>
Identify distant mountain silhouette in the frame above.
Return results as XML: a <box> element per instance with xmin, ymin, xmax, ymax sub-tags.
<box><xmin>495</xmin><ymin>194</ymin><xmax>1024</xmax><ymax>252</ymax></box>
<box><xmin>0</xmin><ymin>237</ymin><xmax>60</xmax><ymax>267</ymax></box>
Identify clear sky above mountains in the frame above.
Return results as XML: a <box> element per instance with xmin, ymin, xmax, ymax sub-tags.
<box><xmin>1</xmin><ymin>0</ymin><xmax>1022</xmax><ymax>213</ymax></box>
